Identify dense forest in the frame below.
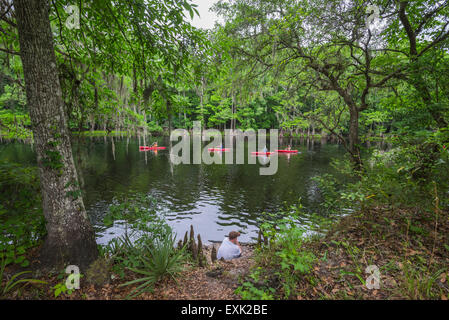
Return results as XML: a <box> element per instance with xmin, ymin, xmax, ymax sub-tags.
<box><xmin>1</xmin><ymin>1</ymin><xmax>448</xmax><ymax>169</ymax></box>
<box><xmin>0</xmin><ymin>0</ymin><xmax>448</xmax><ymax>301</ymax></box>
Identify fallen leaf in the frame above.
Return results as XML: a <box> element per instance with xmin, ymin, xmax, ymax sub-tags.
<box><xmin>407</xmin><ymin>249</ymin><xmax>422</xmax><ymax>256</ymax></box>
<box><xmin>440</xmin><ymin>273</ymin><xmax>446</xmax><ymax>283</ymax></box>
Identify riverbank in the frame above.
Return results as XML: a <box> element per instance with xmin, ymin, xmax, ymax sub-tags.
<box><xmin>241</xmin><ymin>205</ymin><xmax>449</xmax><ymax>300</ymax></box>
<box><xmin>1</xmin><ymin>244</ymin><xmax>255</xmax><ymax>300</ymax></box>
<box><xmin>2</xmin><ymin>205</ymin><xmax>448</xmax><ymax>300</ymax></box>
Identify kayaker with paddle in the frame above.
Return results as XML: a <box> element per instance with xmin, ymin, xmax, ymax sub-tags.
<box><xmin>217</xmin><ymin>231</ymin><xmax>242</xmax><ymax>260</ymax></box>
<box><xmin>151</xmin><ymin>141</ymin><xmax>158</xmax><ymax>148</ymax></box>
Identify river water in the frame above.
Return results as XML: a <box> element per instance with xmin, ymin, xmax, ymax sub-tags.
<box><xmin>0</xmin><ymin>135</ymin><xmax>347</xmax><ymax>244</ymax></box>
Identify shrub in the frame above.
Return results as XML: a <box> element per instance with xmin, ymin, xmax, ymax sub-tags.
<box><xmin>0</xmin><ymin>257</ymin><xmax>46</xmax><ymax>298</ymax></box>
<box><xmin>237</xmin><ymin>213</ymin><xmax>316</xmax><ymax>300</ymax></box>
<box><xmin>0</xmin><ymin>162</ymin><xmax>45</xmax><ymax>267</ymax></box>
<box><xmin>119</xmin><ymin>232</ymin><xmax>187</xmax><ymax>299</ymax></box>
<box><xmin>100</xmin><ymin>194</ymin><xmax>188</xmax><ymax>298</ymax></box>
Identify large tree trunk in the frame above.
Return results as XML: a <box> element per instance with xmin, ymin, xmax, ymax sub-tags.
<box><xmin>15</xmin><ymin>0</ymin><xmax>98</xmax><ymax>271</ymax></box>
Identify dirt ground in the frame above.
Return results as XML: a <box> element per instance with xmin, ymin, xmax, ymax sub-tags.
<box><xmin>147</xmin><ymin>244</ymin><xmax>255</xmax><ymax>300</ymax></box>
<box><xmin>2</xmin><ymin>243</ymin><xmax>255</xmax><ymax>300</ymax></box>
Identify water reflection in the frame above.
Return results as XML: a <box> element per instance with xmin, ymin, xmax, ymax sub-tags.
<box><xmin>1</xmin><ymin>136</ymin><xmax>346</xmax><ymax>244</ymax></box>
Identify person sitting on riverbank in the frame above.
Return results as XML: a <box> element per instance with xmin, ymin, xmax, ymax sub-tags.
<box><xmin>217</xmin><ymin>231</ymin><xmax>242</xmax><ymax>260</ymax></box>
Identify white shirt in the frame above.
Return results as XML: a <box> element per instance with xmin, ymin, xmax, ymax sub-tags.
<box><xmin>217</xmin><ymin>237</ymin><xmax>242</xmax><ymax>260</ymax></box>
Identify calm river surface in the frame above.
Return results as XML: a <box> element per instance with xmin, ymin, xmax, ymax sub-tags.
<box><xmin>0</xmin><ymin>135</ymin><xmax>346</xmax><ymax>244</ymax></box>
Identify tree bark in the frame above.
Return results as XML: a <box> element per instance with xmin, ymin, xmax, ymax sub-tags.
<box><xmin>14</xmin><ymin>0</ymin><xmax>98</xmax><ymax>271</ymax></box>
<box><xmin>348</xmin><ymin>106</ymin><xmax>363</xmax><ymax>172</ymax></box>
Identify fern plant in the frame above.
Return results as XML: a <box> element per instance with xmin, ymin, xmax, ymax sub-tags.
<box><xmin>0</xmin><ymin>257</ymin><xmax>46</xmax><ymax>298</ymax></box>
<box><xmin>120</xmin><ymin>233</ymin><xmax>187</xmax><ymax>299</ymax></box>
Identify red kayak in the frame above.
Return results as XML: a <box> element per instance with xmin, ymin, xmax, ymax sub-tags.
<box><xmin>251</xmin><ymin>151</ymin><xmax>275</xmax><ymax>155</ymax></box>
<box><xmin>139</xmin><ymin>146</ymin><xmax>166</xmax><ymax>151</ymax></box>
<box><xmin>276</xmin><ymin>149</ymin><xmax>298</xmax><ymax>153</ymax></box>
<box><xmin>208</xmin><ymin>148</ymin><xmax>230</xmax><ymax>152</ymax></box>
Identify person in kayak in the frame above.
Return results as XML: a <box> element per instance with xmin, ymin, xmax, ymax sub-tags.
<box><xmin>262</xmin><ymin>146</ymin><xmax>268</xmax><ymax>153</ymax></box>
<box><xmin>287</xmin><ymin>145</ymin><xmax>291</xmax><ymax>151</ymax></box>
<box><xmin>217</xmin><ymin>231</ymin><xmax>242</xmax><ymax>260</ymax></box>
<box><xmin>151</xmin><ymin>141</ymin><xmax>158</xmax><ymax>147</ymax></box>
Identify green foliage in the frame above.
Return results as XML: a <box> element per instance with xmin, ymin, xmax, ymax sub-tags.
<box><xmin>400</xmin><ymin>263</ymin><xmax>448</xmax><ymax>300</ymax></box>
<box><xmin>99</xmin><ymin>194</ymin><xmax>188</xmax><ymax>298</ymax></box>
<box><xmin>0</xmin><ymin>110</ymin><xmax>31</xmax><ymax>140</ymax></box>
<box><xmin>147</xmin><ymin>121</ymin><xmax>164</xmax><ymax>134</ymax></box>
<box><xmin>0</xmin><ymin>257</ymin><xmax>46</xmax><ymax>298</ymax></box>
<box><xmin>0</xmin><ymin>162</ymin><xmax>45</xmax><ymax>267</ymax></box>
<box><xmin>0</xmin><ymin>84</ymin><xmax>26</xmax><ymax>111</ymax></box>
<box><xmin>85</xmin><ymin>258</ymin><xmax>111</xmax><ymax>286</ymax></box>
<box><xmin>119</xmin><ymin>232</ymin><xmax>187</xmax><ymax>299</ymax></box>
<box><xmin>52</xmin><ymin>268</ymin><xmax>83</xmax><ymax>298</ymax></box>
<box><xmin>237</xmin><ymin>212</ymin><xmax>316</xmax><ymax>299</ymax></box>
<box><xmin>312</xmin><ymin>173</ymin><xmax>347</xmax><ymax>215</ymax></box>
<box><xmin>42</xmin><ymin>149</ymin><xmax>63</xmax><ymax>170</ymax></box>
<box><xmin>262</xmin><ymin>215</ymin><xmax>316</xmax><ymax>298</ymax></box>
<box><xmin>100</xmin><ymin>194</ymin><xmax>186</xmax><ymax>290</ymax></box>
<box><xmin>100</xmin><ymin>234</ymin><xmax>140</xmax><ymax>279</ymax></box>
<box><xmin>235</xmin><ymin>280</ymin><xmax>275</xmax><ymax>300</ymax></box>
<box><xmin>310</xmin><ymin>138</ymin><xmax>449</xmax><ymax>218</ymax></box>
<box><xmin>365</xmin><ymin>145</ymin><xmax>448</xmax><ymax>208</ymax></box>
<box><xmin>52</xmin><ymin>282</ymin><xmax>73</xmax><ymax>298</ymax></box>
<box><xmin>103</xmin><ymin>194</ymin><xmax>169</xmax><ymax>240</ymax></box>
